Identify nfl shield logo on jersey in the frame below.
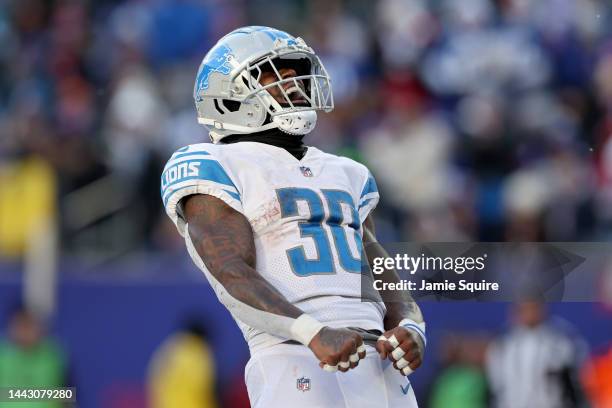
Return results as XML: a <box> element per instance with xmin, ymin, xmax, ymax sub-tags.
<box><xmin>296</xmin><ymin>377</ymin><xmax>311</xmax><ymax>392</ymax></box>
<box><xmin>300</xmin><ymin>166</ymin><xmax>313</xmax><ymax>177</ymax></box>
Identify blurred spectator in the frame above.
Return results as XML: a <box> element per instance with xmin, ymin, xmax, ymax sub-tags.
<box><xmin>0</xmin><ymin>306</ymin><xmax>68</xmax><ymax>408</ymax></box>
<box><xmin>0</xmin><ymin>0</ymin><xmax>610</xmax><ymax>407</ymax></box>
<box><xmin>429</xmin><ymin>333</ymin><xmax>490</xmax><ymax>408</ymax></box>
<box><xmin>0</xmin><ymin>154</ymin><xmax>56</xmax><ymax>259</ymax></box>
<box><xmin>0</xmin><ymin>0</ymin><xmax>609</xmax><ymax>256</ymax></box>
<box><xmin>147</xmin><ymin>320</ymin><xmax>219</xmax><ymax>408</ymax></box>
<box><xmin>582</xmin><ymin>345</ymin><xmax>612</xmax><ymax>408</ymax></box>
<box><xmin>486</xmin><ymin>300</ymin><xmax>589</xmax><ymax>408</ymax></box>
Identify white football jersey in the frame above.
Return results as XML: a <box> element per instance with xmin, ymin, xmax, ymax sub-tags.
<box><xmin>161</xmin><ymin>141</ymin><xmax>384</xmax><ymax>353</ymax></box>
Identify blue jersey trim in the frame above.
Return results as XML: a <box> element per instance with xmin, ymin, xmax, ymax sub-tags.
<box><xmin>161</xmin><ymin>159</ymin><xmax>239</xmax><ymax>202</ymax></box>
<box><xmin>358</xmin><ymin>198</ymin><xmax>373</xmax><ymax>210</ymax></box>
<box><xmin>171</xmin><ymin>151</ymin><xmax>211</xmax><ymax>160</ymax></box>
<box><xmin>223</xmin><ymin>189</ymin><xmax>241</xmax><ymax>201</ymax></box>
<box><xmin>360</xmin><ymin>175</ymin><xmax>378</xmax><ymax>199</ymax></box>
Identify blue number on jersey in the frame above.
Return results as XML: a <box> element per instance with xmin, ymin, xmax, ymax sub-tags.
<box><xmin>277</xmin><ymin>188</ymin><xmax>334</xmax><ymax>275</ymax></box>
<box><xmin>276</xmin><ymin>187</ymin><xmax>362</xmax><ymax>276</ymax></box>
<box><xmin>322</xmin><ymin>190</ymin><xmax>363</xmax><ymax>273</ymax></box>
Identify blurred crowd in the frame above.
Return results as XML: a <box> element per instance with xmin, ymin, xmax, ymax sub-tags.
<box><xmin>1</xmin><ymin>0</ymin><xmax>612</xmax><ymax>261</ymax></box>
<box><xmin>1</xmin><ymin>2</ymin><xmax>612</xmax><ymax>407</ymax></box>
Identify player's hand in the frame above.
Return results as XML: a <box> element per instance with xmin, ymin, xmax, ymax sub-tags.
<box><xmin>376</xmin><ymin>326</ymin><xmax>424</xmax><ymax>376</ymax></box>
<box><xmin>308</xmin><ymin>327</ymin><xmax>366</xmax><ymax>373</ymax></box>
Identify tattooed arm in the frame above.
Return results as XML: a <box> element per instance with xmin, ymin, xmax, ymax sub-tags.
<box><xmin>362</xmin><ymin>214</ymin><xmax>426</xmax><ymax>374</ymax></box>
<box><xmin>183</xmin><ymin>193</ymin><xmax>302</xmax><ymax>319</ymax></box>
<box><xmin>362</xmin><ymin>215</ymin><xmax>424</xmax><ymax>328</ymax></box>
<box><xmin>183</xmin><ymin>194</ymin><xmax>365</xmax><ymax>372</ymax></box>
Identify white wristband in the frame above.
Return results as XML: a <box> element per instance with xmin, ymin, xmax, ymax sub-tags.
<box><xmin>399</xmin><ymin>318</ymin><xmax>427</xmax><ymax>347</ymax></box>
<box><xmin>291</xmin><ymin>314</ymin><xmax>325</xmax><ymax>346</ymax></box>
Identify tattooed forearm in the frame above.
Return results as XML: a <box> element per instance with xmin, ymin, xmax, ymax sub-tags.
<box><xmin>184</xmin><ymin>194</ymin><xmax>302</xmax><ymax>319</ymax></box>
<box><xmin>362</xmin><ymin>215</ymin><xmax>424</xmax><ymax>330</ymax></box>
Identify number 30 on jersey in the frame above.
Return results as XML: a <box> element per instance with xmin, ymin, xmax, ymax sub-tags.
<box><xmin>276</xmin><ymin>187</ymin><xmax>363</xmax><ymax>276</ymax></box>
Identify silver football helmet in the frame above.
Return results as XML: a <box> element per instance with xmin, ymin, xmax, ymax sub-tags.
<box><xmin>193</xmin><ymin>26</ymin><xmax>334</xmax><ymax>143</ymax></box>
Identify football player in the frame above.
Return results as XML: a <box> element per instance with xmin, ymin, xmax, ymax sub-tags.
<box><xmin>161</xmin><ymin>26</ymin><xmax>426</xmax><ymax>407</ymax></box>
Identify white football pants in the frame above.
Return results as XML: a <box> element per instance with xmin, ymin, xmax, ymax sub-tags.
<box><xmin>244</xmin><ymin>344</ymin><xmax>419</xmax><ymax>408</ymax></box>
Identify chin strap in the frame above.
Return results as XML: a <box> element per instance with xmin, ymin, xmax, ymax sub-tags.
<box><xmin>207</xmin><ymin>110</ymin><xmax>317</xmax><ymax>142</ymax></box>
<box><xmin>272</xmin><ymin>110</ymin><xmax>318</xmax><ymax>135</ymax></box>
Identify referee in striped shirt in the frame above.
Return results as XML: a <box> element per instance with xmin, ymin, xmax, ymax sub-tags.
<box><xmin>486</xmin><ymin>300</ymin><xmax>589</xmax><ymax>408</ymax></box>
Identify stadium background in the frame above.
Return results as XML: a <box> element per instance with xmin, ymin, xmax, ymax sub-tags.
<box><xmin>1</xmin><ymin>0</ymin><xmax>612</xmax><ymax>406</ymax></box>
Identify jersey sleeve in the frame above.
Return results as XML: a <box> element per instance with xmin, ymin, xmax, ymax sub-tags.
<box><xmin>161</xmin><ymin>146</ymin><xmax>242</xmax><ymax>237</ymax></box>
<box><xmin>358</xmin><ymin>170</ymin><xmax>380</xmax><ymax>223</ymax></box>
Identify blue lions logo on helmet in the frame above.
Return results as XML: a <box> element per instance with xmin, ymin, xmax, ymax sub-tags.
<box><xmin>195</xmin><ymin>44</ymin><xmax>234</xmax><ymax>96</ymax></box>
